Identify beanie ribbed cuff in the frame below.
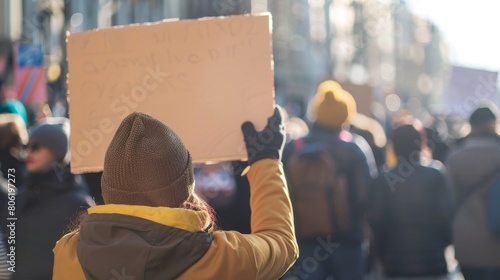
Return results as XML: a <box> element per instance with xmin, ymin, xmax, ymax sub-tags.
<box><xmin>102</xmin><ymin>153</ymin><xmax>194</xmax><ymax>208</ymax></box>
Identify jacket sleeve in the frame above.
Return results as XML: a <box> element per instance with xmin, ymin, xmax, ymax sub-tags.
<box><xmin>181</xmin><ymin>159</ymin><xmax>299</xmax><ymax>280</ymax></box>
<box><xmin>350</xmin><ymin>142</ymin><xmax>376</xmax><ymax>212</ymax></box>
<box><xmin>434</xmin><ymin>168</ymin><xmax>454</xmax><ymax>246</ymax></box>
<box><xmin>353</xmin><ymin>134</ymin><xmax>378</xmax><ymax>179</ymax></box>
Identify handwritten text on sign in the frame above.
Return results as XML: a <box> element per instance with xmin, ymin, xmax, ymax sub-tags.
<box><xmin>68</xmin><ymin>14</ymin><xmax>274</xmax><ymax>173</ymax></box>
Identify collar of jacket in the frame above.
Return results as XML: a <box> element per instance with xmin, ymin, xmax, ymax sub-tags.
<box><xmin>24</xmin><ymin>164</ymin><xmax>76</xmax><ymax>191</ymax></box>
<box><xmin>311</xmin><ymin>122</ymin><xmax>342</xmax><ymax>134</ymax></box>
<box><xmin>310</xmin><ymin>122</ymin><xmax>354</xmax><ymax>142</ymax></box>
<box><xmin>87</xmin><ymin>204</ymin><xmax>209</xmax><ymax>233</ymax></box>
<box><xmin>76</xmin><ymin>204</ymin><xmax>213</xmax><ymax>279</ymax></box>
<box><xmin>466</xmin><ymin>132</ymin><xmax>500</xmax><ymax>141</ymax></box>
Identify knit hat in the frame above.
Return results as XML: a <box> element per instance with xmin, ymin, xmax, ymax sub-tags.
<box><xmin>469</xmin><ymin>106</ymin><xmax>497</xmax><ymax>127</ymax></box>
<box><xmin>101</xmin><ymin>112</ymin><xmax>194</xmax><ymax>208</ymax></box>
<box><xmin>310</xmin><ymin>80</ymin><xmax>357</xmax><ymax>129</ymax></box>
<box><xmin>29</xmin><ymin>117</ymin><xmax>70</xmax><ymax>164</ymax></box>
<box><xmin>0</xmin><ymin>99</ymin><xmax>28</xmax><ymax>126</ymax></box>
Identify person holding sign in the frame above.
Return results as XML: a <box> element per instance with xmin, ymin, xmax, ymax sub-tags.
<box><xmin>53</xmin><ymin>108</ymin><xmax>298</xmax><ymax>279</ymax></box>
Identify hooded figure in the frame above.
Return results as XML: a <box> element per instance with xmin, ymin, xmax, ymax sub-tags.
<box><xmin>53</xmin><ymin>110</ymin><xmax>298</xmax><ymax>280</ymax></box>
<box><xmin>14</xmin><ymin>117</ymin><xmax>94</xmax><ymax>280</ymax></box>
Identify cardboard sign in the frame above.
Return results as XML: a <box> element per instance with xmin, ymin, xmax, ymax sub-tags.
<box><xmin>67</xmin><ymin>14</ymin><xmax>274</xmax><ymax>173</ymax></box>
<box><xmin>444</xmin><ymin>66</ymin><xmax>499</xmax><ymax>117</ymax></box>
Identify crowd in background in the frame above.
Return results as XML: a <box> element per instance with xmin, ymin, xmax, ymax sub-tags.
<box><xmin>1</xmin><ymin>77</ymin><xmax>500</xmax><ymax>279</ymax></box>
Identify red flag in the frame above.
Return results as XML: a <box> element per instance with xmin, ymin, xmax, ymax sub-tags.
<box><xmin>13</xmin><ymin>44</ymin><xmax>47</xmax><ymax>104</ymax></box>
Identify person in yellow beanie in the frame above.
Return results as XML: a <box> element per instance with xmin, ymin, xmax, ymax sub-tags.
<box><xmin>52</xmin><ymin>108</ymin><xmax>299</xmax><ymax>280</ymax></box>
<box><xmin>282</xmin><ymin>80</ymin><xmax>377</xmax><ymax>280</ymax></box>
<box><xmin>311</xmin><ymin>80</ymin><xmax>357</xmax><ymax>130</ymax></box>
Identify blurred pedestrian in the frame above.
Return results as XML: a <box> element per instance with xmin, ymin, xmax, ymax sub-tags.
<box><xmin>194</xmin><ymin>161</ymin><xmax>252</xmax><ymax>233</ymax></box>
<box><xmin>285</xmin><ymin>116</ymin><xmax>309</xmax><ymax>143</ymax></box>
<box><xmin>282</xmin><ymin>80</ymin><xmax>377</xmax><ymax>280</ymax></box>
<box><xmin>423</xmin><ymin>113</ymin><xmax>453</xmax><ymax>163</ymax></box>
<box><xmin>0</xmin><ymin>79</ymin><xmax>28</xmax><ymax>126</ymax></box>
<box><xmin>35</xmin><ymin>104</ymin><xmax>52</xmax><ymax>121</ymax></box>
<box><xmin>0</xmin><ymin>100</ymin><xmax>28</xmax><ymax>127</ymax></box>
<box><xmin>14</xmin><ymin>117</ymin><xmax>94</xmax><ymax>280</ymax></box>
<box><xmin>446</xmin><ymin>104</ymin><xmax>500</xmax><ymax>280</ymax></box>
<box><xmin>0</xmin><ymin>114</ymin><xmax>27</xmax><ymax>187</ymax></box>
<box><xmin>368</xmin><ymin>122</ymin><xmax>453</xmax><ymax>280</ymax></box>
<box><xmin>351</xmin><ymin>113</ymin><xmax>388</xmax><ymax>171</ymax></box>
<box><xmin>53</xmin><ymin>110</ymin><xmax>298</xmax><ymax>279</ymax></box>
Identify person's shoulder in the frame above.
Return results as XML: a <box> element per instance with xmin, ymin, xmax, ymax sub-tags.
<box><xmin>339</xmin><ymin>131</ymin><xmax>372</xmax><ymax>158</ymax></box>
<box><xmin>447</xmin><ymin>135</ymin><xmax>500</xmax><ymax>161</ymax></box>
<box><xmin>372</xmin><ymin>169</ymin><xmax>391</xmax><ymax>184</ymax></box>
<box><xmin>370</xmin><ymin>168</ymin><xmax>397</xmax><ymax>194</ymax></box>
<box><xmin>339</xmin><ymin>131</ymin><xmax>367</xmax><ymax>147</ymax></box>
<box><xmin>421</xmin><ymin>159</ymin><xmax>445</xmax><ymax>171</ymax></box>
<box><xmin>58</xmin><ymin>180</ymin><xmax>94</xmax><ymax>207</ymax></box>
<box><xmin>417</xmin><ymin>160</ymin><xmax>447</xmax><ymax>180</ymax></box>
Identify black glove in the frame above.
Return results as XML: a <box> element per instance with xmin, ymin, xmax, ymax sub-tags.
<box><xmin>241</xmin><ymin>106</ymin><xmax>286</xmax><ymax>165</ymax></box>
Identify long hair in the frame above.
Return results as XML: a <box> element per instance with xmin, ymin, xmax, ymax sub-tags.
<box><xmin>67</xmin><ymin>194</ymin><xmax>217</xmax><ymax>235</ymax></box>
<box><xmin>181</xmin><ymin>192</ymin><xmax>218</xmax><ymax>233</ymax></box>
<box><xmin>66</xmin><ymin>209</ymin><xmax>88</xmax><ymax>235</ymax></box>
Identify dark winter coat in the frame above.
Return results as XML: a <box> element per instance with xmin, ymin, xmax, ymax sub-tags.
<box><xmin>368</xmin><ymin>160</ymin><xmax>453</xmax><ymax>277</ymax></box>
<box><xmin>0</xmin><ymin>150</ymin><xmax>25</xmax><ymax>186</ymax></box>
<box><xmin>13</xmin><ymin>166</ymin><xmax>94</xmax><ymax>280</ymax></box>
<box><xmin>53</xmin><ymin>159</ymin><xmax>298</xmax><ymax>280</ymax></box>
<box><xmin>446</xmin><ymin>133</ymin><xmax>500</xmax><ymax>268</ymax></box>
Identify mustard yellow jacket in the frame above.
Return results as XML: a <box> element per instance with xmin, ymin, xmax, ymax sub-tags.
<box><xmin>53</xmin><ymin>159</ymin><xmax>299</xmax><ymax>279</ymax></box>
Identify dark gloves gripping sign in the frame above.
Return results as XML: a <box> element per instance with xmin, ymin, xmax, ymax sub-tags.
<box><xmin>241</xmin><ymin>107</ymin><xmax>286</xmax><ymax>165</ymax></box>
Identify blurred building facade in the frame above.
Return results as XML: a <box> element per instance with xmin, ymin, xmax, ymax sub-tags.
<box><xmin>393</xmin><ymin>0</ymin><xmax>449</xmax><ymax>114</ymax></box>
<box><xmin>0</xmin><ymin>0</ymin><xmax>449</xmax><ymax>117</ymax></box>
<box><xmin>268</xmin><ymin>0</ymin><xmax>324</xmax><ymax>112</ymax></box>
<box><xmin>270</xmin><ymin>0</ymin><xmax>449</xmax><ymax>118</ymax></box>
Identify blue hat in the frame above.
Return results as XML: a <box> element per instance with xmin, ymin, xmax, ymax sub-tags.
<box><xmin>0</xmin><ymin>99</ymin><xmax>28</xmax><ymax>125</ymax></box>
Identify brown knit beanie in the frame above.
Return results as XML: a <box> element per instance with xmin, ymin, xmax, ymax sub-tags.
<box><xmin>101</xmin><ymin>112</ymin><xmax>194</xmax><ymax>208</ymax></box>
<box><xmin>311</xmin><ymin>80</ymin><xmax>357</xmax><ymax>129</ymax></box>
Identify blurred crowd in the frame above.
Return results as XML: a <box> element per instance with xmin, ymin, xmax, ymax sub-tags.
<box><xmin>1</xmin><ymin>77</ymin><xmax>500</xmax><ymax>280</ymax></box>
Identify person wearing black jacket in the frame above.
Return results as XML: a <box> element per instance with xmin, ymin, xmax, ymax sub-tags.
<box><xmin>368</xmin><ymin>123</ymin><xmax>453</xmax><ymax>279</ymax></box>
<box><xmin>13</xmin><ymin>118</ymin><xmax>94</xmax><ymax>280</ymax></box>
<box><xmin>446</xmin><ymin>105</ymin><xmax>500</xmax><ymax>279</ymax></box>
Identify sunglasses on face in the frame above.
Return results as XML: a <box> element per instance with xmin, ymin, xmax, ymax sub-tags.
<box><xmin>26</xmin><ymin>143</ymin><xmax>41</xmax><ymax>152</ymax></box>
